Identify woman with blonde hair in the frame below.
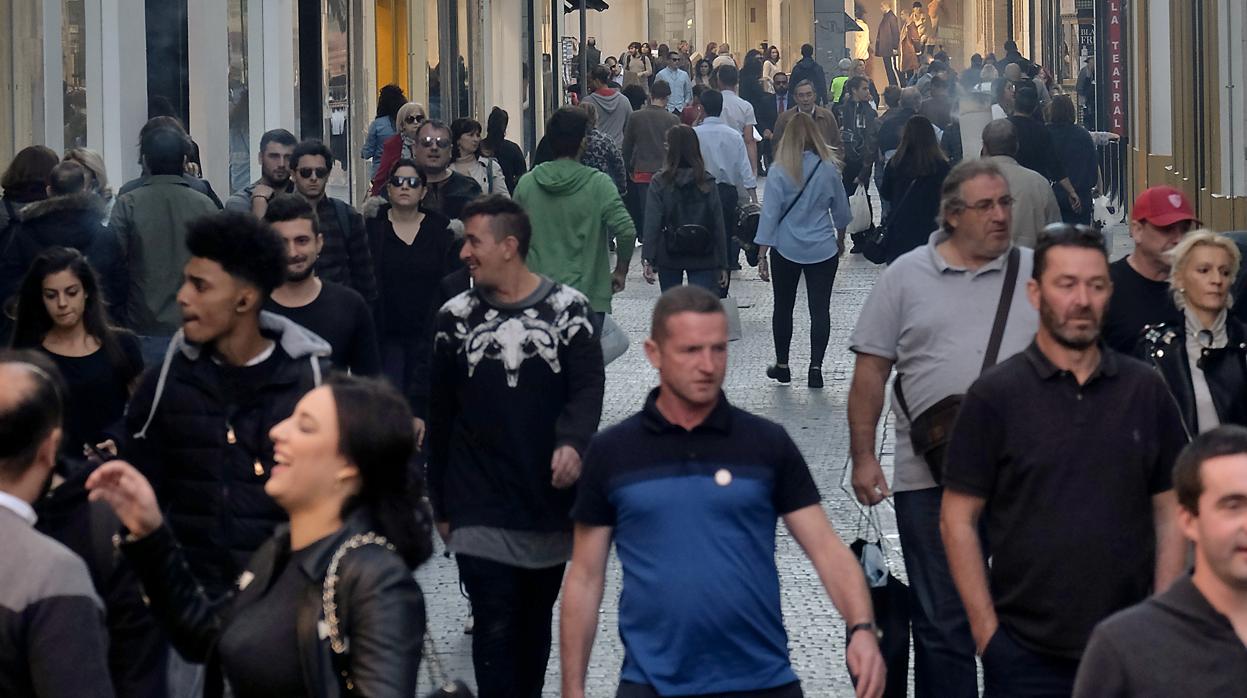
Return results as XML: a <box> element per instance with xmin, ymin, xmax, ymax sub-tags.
<box><xmin>1136</xmin><ymin>227</ymin><xmax>1247</xmax><ymax>435</ymax></box>
<box><xmin>754</xmin><ymin>111</ymin><xmax>853</xmax><ymax>388</ymax></box>
<box><xmin>63</xmin><ymin>148</ymin><xmax>113</xmax><ymax>212</ymax></box>
<box><xmin>369</xmin><ymin>101</ymin><xmax>427</xmax><ymax>195</ymax></box>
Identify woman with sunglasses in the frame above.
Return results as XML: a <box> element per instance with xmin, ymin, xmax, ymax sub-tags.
<box><xmin>365</xmin><ymin>159</ymin><xmax>459</xmax><ymax>435</ymax></box>
<box><xmin>369</xmin><ymin>102</ymin><xmax>427</xmax><ymax>196</ymax></box>
<box><xmin>449</xmin><ymin>117</ymin><xmax>510</xmax><ymax>197</ymax></box>
<box><xmin>361</xmin><ymin>84</ymin><xmax>408</xmax><ymax>181</ymax></box>
<box><xmin>87</xmin><ymin>374</ymin><xmax>432</xmax><ymax>697</ymax></box>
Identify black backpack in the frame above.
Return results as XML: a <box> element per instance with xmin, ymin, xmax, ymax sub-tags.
<box><xmin>662</xmin><ymin>180</ymin><xmax>716</xmax><ymax>257</ymax></box>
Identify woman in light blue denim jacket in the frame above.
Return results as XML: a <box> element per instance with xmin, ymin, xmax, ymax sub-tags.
<box><xmin>755</xmin><ymin>110</ymin><xmax>853</xmax><ymax>389</ymax></box>
<box><xmin>361</xmin><ymin>85</ymin><xmax>407</xmax><ymax>180</ymax></box>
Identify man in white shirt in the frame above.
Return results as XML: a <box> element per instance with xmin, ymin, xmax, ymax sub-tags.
<box><xmin>656</xmin><ymin>50</ymin><xmax>693</xmax><ymax>113</ymax></box>
<box><xmin>694</xmin><ymin>90</ymin><xmax>758</xmax><ymax>293</ymax></box>
<box><xmin>714</xmin><ymin>65</ymin><xmax>760</xmax><ymax>177</ymax></box>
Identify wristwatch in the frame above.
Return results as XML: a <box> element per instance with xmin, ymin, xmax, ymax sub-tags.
<box><xmin>847</xmin><ymin>622</ymin><xmax>882</xmax><ymax>641</ymax></box>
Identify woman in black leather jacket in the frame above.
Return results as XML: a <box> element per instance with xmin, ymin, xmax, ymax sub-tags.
<box><xmin>1136</xmin><ymin>229</ymin><xmax>1247</xmax><ymax>438</ymax></box>
<box><xmin>88</xmin><ymin>375</ymin><xmax>433</xmax><ymax>698</ymax></box>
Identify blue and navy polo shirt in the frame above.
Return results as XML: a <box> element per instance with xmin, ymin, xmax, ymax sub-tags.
<box><xmin>572</xmin><ymin>389</ymin><xmax>821</xmax><ymax>695</ymax></box>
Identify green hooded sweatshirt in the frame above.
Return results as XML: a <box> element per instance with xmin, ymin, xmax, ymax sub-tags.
<box><xmin>514</xmin><ymin>159</ymin><xmax>636</xmax><ymax>314</ymax></box>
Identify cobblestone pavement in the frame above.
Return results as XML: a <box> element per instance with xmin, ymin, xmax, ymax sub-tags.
<box><xmin>416</xmin><ymin>179</ymin><xmax>1133</xmax><ymax>696</ymax></box>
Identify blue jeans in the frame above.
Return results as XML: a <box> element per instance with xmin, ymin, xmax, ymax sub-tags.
<box><xmin>982</xmin><ymin>626</ymin><xmax>1078</xmax><ymax>697</ymax></box>
<box><xmin>894</xmin><ymin>487</ymin><xmax>979</xmax><ymax>698</ymax></box>
<box><xmin>658</xmin><ymin>267</ymin><xmax>719</xmax><ymax>293</ymax></box>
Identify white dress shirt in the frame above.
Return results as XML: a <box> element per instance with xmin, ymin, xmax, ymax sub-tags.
<box><xmin>693</xmin><ymin>117</ymin><xmax>757</xmax><ymax>190</ymax></box>
<box><xmin>719</xmin><ymin>89</ymin><xmax>758</xmax><ymax>137</ymax></box>
<box><xmin>0</xmin><ymin>490</ymin><xmax>36</xmax><ymax>525</ymax></box>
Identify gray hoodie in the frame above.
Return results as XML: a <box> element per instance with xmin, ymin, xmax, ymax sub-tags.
<box><xmin>585</xmin><ymin>88</ymin><xmax>632</xmax><ymax>149</ymax></box>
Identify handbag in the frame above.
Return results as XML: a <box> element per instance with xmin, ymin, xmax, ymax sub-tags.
<box><xmin>322</xmin><ymin>532</ymin><xmax>474</xmax><ymax>697</ymax></box>
<box><xmin>852</xmin><ymin>177</ymin><xmax>916</xmax><ymax>265</ymax></box>
<box><xmin>894</xmin><ymin>246</ymin><xmax>1020</xmax><ymax>483</ymax></box>
<box><xmin>848</xmin><ymin>507</ymin><xmax>909</xmax><ymax>698</ymax></box>
<box><xmin>599</xmin><ymin>314</ymin><xmax>629</xmax><ymax>365</ymax></box>
<box><xmin>664</xmin><ymin>223</ymin><xmax>715</xmax><ymax>257</ymax></box>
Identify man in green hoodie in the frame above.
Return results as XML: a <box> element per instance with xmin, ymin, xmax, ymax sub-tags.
<box><xmin>514</xmin><ymin>107</ymin><xmax>636</xmax><ymax>324</ymax></box>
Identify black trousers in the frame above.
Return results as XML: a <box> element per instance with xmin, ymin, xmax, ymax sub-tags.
<box><xmin>626</xmin><ymin>180</ymin><xmax>650</xmax><ymax>241</ymax></box>
<box><xmin>456</xmin><ymin>555</ymin><xmax>567</xmax><ymax>698</ymax></box>
<box><xmin>769</xmin><ymin>250</ymin><xmax>840</xmax><ymax>367</ymax></box>
<box><xmin>883</xmin><ymin>53</ymin><xmax>900</xmax><ymax>86</ymax></box>
<box><xmin>716</xmin><ymin>182</ymin><xmax>740</xmax><ymax>295</ymax></box>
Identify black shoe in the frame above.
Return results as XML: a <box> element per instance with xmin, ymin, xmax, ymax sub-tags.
<box><xmin>744</xmin><ymin>244</ymin><xmax>760</xmax><ymax>267</ymax></box>
<box><xmin>808</xmin><ymin>367</ymin><xmax>824</xmax><ymax>389</ymax></box>
<box><xmin>766</xmin><ymin>365</ymin><xmax>791</xmax><ymax>384</ymax></box>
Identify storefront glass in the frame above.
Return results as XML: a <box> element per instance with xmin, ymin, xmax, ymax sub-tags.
<box><xmin>376</xmin><ymin>0</ymin><xmax>410</xmax><ymax>91</ymax></box>
<box><xmin>325</xmin><ymin>0</ymin><xmax>351</xmax><ymax>199</ymax></box>
<box><xmin>228</xmin><ymin>0</ymin><xmax>251</xmax><ymax>193</ymax></box>
<box><xmin>62</xmin><ymin>0</ymin><xmax>88</xmax><ymax>148</ymax></box>
<box><xmin>426</xmin><ymin>0</ymin><xmax>443</xmax><ymax>119</ymax></box>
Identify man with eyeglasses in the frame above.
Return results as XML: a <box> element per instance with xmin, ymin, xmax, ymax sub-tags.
<box><xmin>980</xmin><ymin>120</ymin><xmax>1060</xmax><ymax>249</ymax></box>
<box><xmin>848</xmin><ymin>160</ymin><xmax>1038</xmax><ymax>698</ymax></box>
<box><xmin>224</xmin><ymin>128</ymin><xmax>297</xmax><ymax>217</ymax></box>
<box><xmin>941</xmin><ymin>223</ymin><xmax>1186</xmax><ymax>696</ymax></box>
<box><xmin>291</xmin><ymin>139</ymin><xmax>378</xmax><ymax>305</ymax></box>
<box><xmin>1102</xmin><ymin>186</ymin><xmax>1199</xmax><ymax>354</ymax></box>
<box><xmin>411</xmin><ymin>119</ymin><xmax>483</xmax><ymax>221</ymax></box>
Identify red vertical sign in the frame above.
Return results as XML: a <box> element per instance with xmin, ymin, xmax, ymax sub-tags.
<box><xmin>1106</xmin><ymin>0</ymin><xmax>1125</xmax><ymax>135</ymax></box>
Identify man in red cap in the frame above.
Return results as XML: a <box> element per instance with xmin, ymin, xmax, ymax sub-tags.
<box><xmin>1102</xmin><ymin>185</ymin><xmax>1199</xmax><ymax>353</ymax></box>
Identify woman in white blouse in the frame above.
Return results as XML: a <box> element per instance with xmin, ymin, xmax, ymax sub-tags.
<box><xmin>449</xmin><ymin>117</ymin><xmax>509</xmax><ymax>197</ymax></box>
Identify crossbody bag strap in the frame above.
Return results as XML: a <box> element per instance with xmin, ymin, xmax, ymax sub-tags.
<box><xmin>981</xmin><ymin>246</ymin><xmax>1021</xmax><ymax>372</ymax></box>
<box><xmin>777</xmin><ymin>159</ymin><xmax>822</xmax><ymax>227</ymax></box>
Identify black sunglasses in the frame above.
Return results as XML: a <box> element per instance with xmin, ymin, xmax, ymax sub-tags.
<box><xmin>419</xmin><ymin>136</ymin><xmax>452</xmax><ymax>149</ymax></box>
<box><xmin>298</xmin><ymin>167</ymin><xmax>330</xmax><ymax>179</ymax></box>
<box><xmin>389</xmin><ymin>175</ymin><xmax>423</xmax><ymax>189</ymax></box>
<box><xmin>404</xmin><ymin>114</ymin><xmax>425</xmax><ymax>124</ymax></box>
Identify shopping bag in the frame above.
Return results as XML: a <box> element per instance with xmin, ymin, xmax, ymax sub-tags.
<box><xmin>846</xmin><ymin>189</ymin><xmax>873</xmax><ymax>235</ymax></box>
<box><xmin>848</xmin><ymin>508</ymin><xmax>910</xmax><ymax>698</ymax></box>
<box><xmin>721</xmin><ymin>296</ymin><xmax>743</xmax><ymax>342</ymax></box>
<box><xmin>600</xmin><ymin>314</ymin><xmax>629</xmax><ymax>365</ymax></box>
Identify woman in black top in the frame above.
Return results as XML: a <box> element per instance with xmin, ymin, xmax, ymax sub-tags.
<box><xmin>479</xmin><ymin>107</ymin><xmax>528</xmax><ymax>195</ymax></box>
<box><xmin>879</xmin><ymin>115</ymin><xmax>952</xmax><ymax>263</ymax></box>
<box><xmin>88</xmin><ymin>374</ymin><xmax>433</xmax><ymax>698</ymax></box>
<box><xmin>10</xmin><ymin>247</ymin><xmax>143</xmax><ymax>458</ymax></box>
<box><xmin>365</xmin><ymin>159</ymin><xmax>459</xmax><ymax>425</ymax></box>
<box><xmin>1046</xmin><ymin>95</ymin><xmax>1098</xmax><ymax>225</ymax></box>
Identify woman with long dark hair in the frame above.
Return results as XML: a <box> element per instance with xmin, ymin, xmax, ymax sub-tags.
<box><xmin>879</xmin><ymin>115</ymin><xmax>952</xmax><ymax>262</ymax></box>
<box><xmin>1045</xmin><ymin>95</ymin><xmax>1098</xmax><ymax>225</ymax></box>
<box><xmin>87</xmin><ymin>374</ymin><xmax>432</xmax><ymax>697</ymax></box>
<box><xmin>762</xmin><ymin>45</ymin><xmax>782</xmax><ymax>94</ymax></box>
<box><xmin>10</xmin><ymin>247</ymin><xmax>142</xmax><ymax>458</ymax></box>
<box><xmin>1</xmin><ymin>145</ymin><xmax>59</xmax><ymax>248</ymax></box>
<box><xmin>361</xmin><ymin>84</ymin><xmax>408</xmax><ymax>180</ymax></box>
<box><xmin>755</xmin><ymin>112</ymin><xmax>853</xmax><ymax>389</ymax></box>
<box><xmin>479</xmin><ymin>107</ymin><xmax>528</xmax><ymax>194</ymax></box>
<box><xmin>449</xmin><ymin>117</ymin><xmax>510</xmax><ymax>197</ymax></box>
<box><xmin>365</xmin><ymin>158</ymin><xmax>458</xmax><ymax>432</ymax></box>
<box><xmin>641</xmin><ymin>125</ymin><xmax>727</xmax><ymax>292</ymax></box>
<box><xmin>693</xmin><ymin>58</ymin><xmax>714</xmax><ymax>88</ymax></box>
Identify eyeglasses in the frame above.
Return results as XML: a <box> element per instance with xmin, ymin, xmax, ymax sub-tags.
<box><xmin>389</xmin><ymin>175</ymin><xmax>422</xmax><ymax>189</ymax></box>
<box><xmin>298</xmin><ymin>167</ymin><xmax>330</xmax><ymax>179</ymax></box>
<box><xmin>418</xmin><ymin>136</ymin><xmax>451</xmax><ymax>149</ymax></box>
<box><xmin>404</xmin><ymin>114</ymin><xmax>425</xmax><ymax>124</ymax></box>
<box><xmin>961</xmin><ymin>195</ymin><xmax>1014</xmax><ymax>213</ymax></box>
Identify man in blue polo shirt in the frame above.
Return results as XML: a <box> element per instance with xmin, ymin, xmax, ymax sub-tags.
<box><xmin>560</xmin><ymin>286</ymin><xmax>885</xmax><ymax>698</ymax></box>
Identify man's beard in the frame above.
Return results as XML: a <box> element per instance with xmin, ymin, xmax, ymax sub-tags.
<box><xmin>286</xmin><ymin>262</ymin><xmax>316</xmax><ymax>283</ymax></box>
<box><xmin>1040</xmin><ymin>299</ymin><xmax>1101</xmax><ymax>350</ymax></box>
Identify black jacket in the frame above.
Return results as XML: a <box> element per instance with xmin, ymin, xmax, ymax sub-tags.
<box><xmin>315</xmin><ymin>198</ymin><xmax>379</xmax><ymax>305</ymax></box>
<box><xmin>1137</xmin><ymin>314</ymin><xmax>1247</xmax><ymax>437</ymax></box>
<box><xmin>0</xmin><ymin>192</ymin><xmax>128</xmax><ymax>324</ymax></box>
<box><xmin>122</xmin><ymin>512</ymin><xmax>424</xmax><ymax>698</ymax></box>
<box><xmin>641</xmin><ymin>169</ymin><xmax>727</xmax><ymax>271</ymax></box>
<box><xmin>35</xmin><ymin>461</ymin><xmax>169</xmax><ymax>698</ymax></box>
<box><xmin>788</xmin><ymin>57</ymin><xmax>828</xmax><ymax>106</ymax></box>
<box><xmin>424</xmin><ymin>172</ymin><xmax>483</xmax><ymax>221</ymax></box>
<box><xmin>122</xmin><ymin>312</ymin><xmax>332</xmax><ymax>597</ymax></box>
<box><xmin>880</xmin><ymin>159</ymin><xmax>951</xmax><ymax>263</ymax></box>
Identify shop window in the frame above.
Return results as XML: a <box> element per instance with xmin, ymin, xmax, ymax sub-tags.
<box><xmin>376</xmin><ymin>0</ymin><xmax>410</xmax><ymax>91</ymax></box>
<box><xmin>62</xmin><ymin>0</ymin><xmax>88</xmax><ymax>148</ymax></box>
<box><xmin>227</xmin><ymin>0</ymin><xmax>251</xmax><ymax>194</ymax></box>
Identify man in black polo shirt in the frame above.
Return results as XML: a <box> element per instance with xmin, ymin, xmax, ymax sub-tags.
<box><xmin>561</xmin><ymin>286</ymin><xmax>885</xmax><ymax>698</ymax></box>
<box><xmin>1073</xmin><ymin>425</ymin><xmax>1247</xmax><ymax>697</ymax></box>
<box><xmin>940</xmin><ymin>225</ymin><xmax>1188</xmax><ymax>697</ymax></box>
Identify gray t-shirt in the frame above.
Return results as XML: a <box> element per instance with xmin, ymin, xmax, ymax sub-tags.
<box><xmin>849</xmin><ymin>231</ymin><xmax>1038</xmax><ymax>492</ymax></box>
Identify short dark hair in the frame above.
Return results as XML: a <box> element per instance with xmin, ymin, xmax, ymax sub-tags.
<box><xmin>263</xmin><ymin>194</ymin><xmax>320</xmax><ymax>235</ymax></box>
<box><xmin>650</xmin><ymin>285</ymin><xmax>725</xmax><ymax>341</ymax></box>
<box><xmin>1013</xmin><ymin>85</ymin><xmax>1040</xmax><ymax>116</ymax></box>
<box><xmin>415</xmin><ymin>119</ymin><xmax>452</xmax><ymax>141</ymax></box>
<box><xmin>700</xmin><ymin>89</ymin><xmax>724</xmax><ymax>117</ymax></box>
<box><xmin>846</xmin><ymin>76</ymin><xmax>870</xmax><ymax>94</ymax></box>
<box><xmin>981</xmin><ymin>119</ymin><xmax>1019</xmax><ymax>157</ymax></box>
<box><xmin>47</xmin><ymin>161</ymin><xmax>88</xmax><ymax>196</ymax></box>
<box><xmin>650</xmin><ymin>79</ymin><xmax>672</xmax><ymax>100</ymax></box>
<box><xmin>1032</xmin><ymin>223</ymin><xmax>1108</xmax><ymax>281</ymax></box>
<box><xmin>716</xmin><ymin>65</ymin><xmax>739</xmax><ymax>87</ymax></box>
<box><xmin>291</xmin><ymin>139</ymin><xmax>334</xmax><ymax>170</ymax></box>
<box><xmin>1004</xmin><ymin>40</ymin><xmax>1018</xmax><ymax>52</ymax></box>
<box><xmin>450</xmin><ymin>118</ymin><xmax>482</xmax><ymax>159</ymax></box>
<box><xmin>589</xmin><ymin>64</ymin><xmax>611</xmax><ymax>85</ymax></box>
<box><xmin>185</xmin><ymin>211</ymin><xmax>287</xmax><ymax>296</ymax></box>
<box><xmin>1</xmin><ymin>146</ymin><xmax>59</xmax><ymax>190</ymax></box>
<box><xmin>928</xmin><ymin>76</ymin><xmax>948</xmax><ymax>92</ymax></box>
<box><xmin>259</xmin><ymin>128</ymin><xmax>297</xmax><ymax>152</ymax></box>
<box><xmin>883</xmin><ymin>85</ymin><xmax>902</xmax><ymax>108</ymax></box>
<box><xmin>1047</xmin><ymin>94</ymin><xmax>1077</xmax><ymax>125</ymax></box>
<box><xmin>0</xmin><ymin>350</ymin><xmax>64</xmax><ymax>480</ymax></box>
<box><xmin>1174</xmin><ymin>425</ymin><xmax>1247</xmax><ymax>513</ymax></box>
<box><xmin>546</xmin><ymin>107</ymin><xmax>590</xmax><ymax>159</ymax></box>
<box><xmin>141</xmin><ymin>127</ymin><xmax>190</xmax><ymax>176</ymax></box>
<box><xmin>461</xmin><ymin>195</ymin><xmax>533</xmax><ymax>258</ymax></box>
<box><xmin>801</xmin><ymin>43</ymin><xmax>814</xmax><ymax>58</ymax></box>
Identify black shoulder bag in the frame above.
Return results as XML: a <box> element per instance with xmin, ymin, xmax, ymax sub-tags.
<box><xmin>893</xmin><ymin>246</ymin><xmax>1020</xmax><ymax>483</ymax></box>
<box><xmin>777</xmin><ymin>159</ymin><xmax>822</xmax><ymax>228</ymax></box>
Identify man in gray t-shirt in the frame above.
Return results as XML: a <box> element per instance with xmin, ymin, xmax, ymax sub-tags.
<box><xmin>846</xmin><ymin>159</ymin><xmax>1037</xmax><ymax>698</ymax></box>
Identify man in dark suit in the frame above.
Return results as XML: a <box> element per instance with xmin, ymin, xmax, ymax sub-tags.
<box><xmin>876</xmin><ymin>1</ymin><xmax>902</xmax><ymax>85</ymax></box>
<box><xmin>583</xmin><ymin>37</ymin><xmax>602</xmax><ymax>68</ymax></box>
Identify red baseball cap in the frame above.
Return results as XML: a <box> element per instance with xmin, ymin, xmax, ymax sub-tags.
<box><xmin>1131</xmin><ymin>186</ymin><xmax>1199</xmax><ymax>227</ymax></box>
